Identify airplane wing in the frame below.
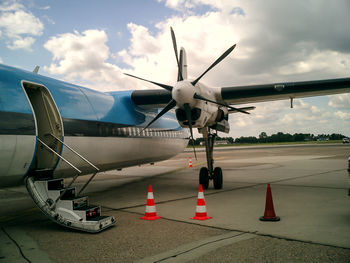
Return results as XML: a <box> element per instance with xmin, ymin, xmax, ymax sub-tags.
<box><xmin>131</xmin><ymin>77</ymin><xmax>350</xmax><ymax>108</ymax></box>
<box><xmin>219</xmin><ymin>77</ymin><xmax>350</xmax><ymax>105</ymax></box>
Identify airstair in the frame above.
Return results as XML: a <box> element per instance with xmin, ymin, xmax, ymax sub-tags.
<box><xmin>25</xmin><ymin>134</ymin><xmax>115</xmax><ymax>233</ymax></box>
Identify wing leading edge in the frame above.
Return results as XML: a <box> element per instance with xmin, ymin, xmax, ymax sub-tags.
<box><xmin>220</xmin><ymin>77</ymin><xmax>350</xmax><ymax>105</ymax></box>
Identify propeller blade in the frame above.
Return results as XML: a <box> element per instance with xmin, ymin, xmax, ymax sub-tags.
<box><xmin>184</xmin><ymin>103</ymin><xmax>197</xmax><ymax>160</ymax></box>
<box><xmin>142</xmin><ymin>99</ymin><xmax>177</xmax><ymax>131</ymax></box>
<box><xmin>192</xmin><ymin>44</ymin><xmax>236</xmax><ymax>86</ymax></box>
<box><xmin>228</xmin><ymin>106</ymin><xmax>256</xmax><ymax>113</ymax></box>
<box><xmin>170</xmin><ymin>27</ymin><xmax>183</xmax><ymax>81</ymax></box>
<box><xmin>193</xmin><ymin>93</ymin><xmax>250</xmax><ymax>114</ymax></box>
<box><xmin>124</xmin><ymin>73</ymin><xmax>173</xmax><ymax>91</ymax></box>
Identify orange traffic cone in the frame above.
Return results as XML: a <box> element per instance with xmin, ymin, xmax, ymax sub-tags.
<box><xmin>189</xmin><ymin>157</ymin><xmax>193</xmax><ymax>168</ymax></box>
<box><xmin>191</xmin><ymin>184</ymin><xmax>212</xmax><ymax>220</ymax></box>
<box><xmin>140</xmin><ymin>185</ymin><xmax>161</xmax><ymax>220</ymax></box>
<box><xmin>260</xmin><ymin>183</ymin><xmax>280</xmax><ymax>221</ymax></box>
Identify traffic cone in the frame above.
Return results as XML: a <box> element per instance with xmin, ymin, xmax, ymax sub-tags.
<box><xmin>188</xmin><ymin>157</ymin><xmax>193</xmax><ymax>168</ymax></box>
<box><xmin>140</xmin><ymin>185</ymin><xmax>161</xmax><ymax>220</ymax></box>
<box><xmin>191</xmin><ymin>184</ymin><xmax>212</xmax><ymax>220</ymax></box>
<box><xmin>259</xmin><ymin>184</ymin><xmax>280</xmax><ymax>221</ymax></box>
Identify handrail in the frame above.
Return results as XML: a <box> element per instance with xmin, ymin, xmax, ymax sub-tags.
<box><xmin>48</xmin><ymin>133</ymin><xmax>99</xmax><ymax>171</ymax></box>
<box><xmin>37</xmin><ymin>138</ymin><xmax>81</xmax><ymax>174</ymax></box>
<box><xmin>77</xmin><ymin>172</ymin><xmax>98</xmax><ymax>196</ymax></box>
<box><xmin>47</xmin><ymin>133</ymin><xmax>100</xmax><ymax>196</ymax></box>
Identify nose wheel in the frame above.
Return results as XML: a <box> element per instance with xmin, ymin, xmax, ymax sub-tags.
<box><xmin>198</xmin><ymin>127</ymin><xmax>223</xmax><ymax>189</ymax></box>
<box><xmin>199</xmin><ymin>167</ymin><xmax>209</xmax><ymax>189</ymax></box>
<box><xmin>199</xmin><ymin>166</ymin><xmax>223</xmax><ymax>189</ymax></box>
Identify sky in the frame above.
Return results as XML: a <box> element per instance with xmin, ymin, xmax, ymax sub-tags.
<box><xmin>0</xmin><ymin>0</ymin><xmax>349</xmax><ymax>138</ymax></box>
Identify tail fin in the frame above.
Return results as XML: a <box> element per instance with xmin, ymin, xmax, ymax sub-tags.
<box><xmin>179</xmin><ymin>47</ymin><xmax>187</xmax><ymax>80</ymax></box>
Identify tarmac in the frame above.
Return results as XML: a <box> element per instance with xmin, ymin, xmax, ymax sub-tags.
<box><xmin>1</xmin><ymin>143</ymin><xmax>350</xmax><ymax>262</ymax></box>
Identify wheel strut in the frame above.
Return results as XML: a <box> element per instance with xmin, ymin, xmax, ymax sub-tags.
<box><xmin>198</xmin><ymin>127</ymin><xmax>223</xmax><ymax>189</ymax></box>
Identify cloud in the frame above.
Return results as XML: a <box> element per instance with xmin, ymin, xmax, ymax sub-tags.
<box><xmin>334</xmin><ymin>111</ymin><xmax>350</xmax><ymax>121</ymax></box>
<box><xmin>39</xmin><ymin>6</ymin><xmax>50</xmax><ymax>10</ymax></box>
<box><xmin>0</xmin><ymin>57</ymin><xmax>3</xmax><ymax>63</ymax></box>
<box><xmin>328</xmin><ymin>94</ymin><xmax>350</xmax><ymax>109</ymax></box>
<box><xmin>0</xmin><ymin>0</ymin><xmax>44</xmax><ymax>50</ymax></box>
<box><xmin>44</xmin><ymin>29</ymin><xmax>142</xmax><ymax>91</ymax></box>
<box><xmin>7</xmin><ymin>36</ymin><xmax>35</xmax><ymax>50</ymax></box>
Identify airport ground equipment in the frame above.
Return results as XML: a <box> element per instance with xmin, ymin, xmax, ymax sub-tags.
<box><xmin>25</xmin><ymin>135</ymin><xmax>115</xmax><ymax>233</ymax></box>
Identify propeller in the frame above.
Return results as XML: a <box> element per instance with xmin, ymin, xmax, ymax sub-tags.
<box><xmin>193</xmin><ymin>93</ymin><xmax>250</xmax><ymax>114</ymax></box>
<box><xmin>170</xmin><ymin>27</ymin><xmax>183</xmax><ymax>81</ymax></box>
<box><xmin>192</xmin><ymin>44</ymin><xmax>236</xmax><ymax>86</ymax></box>
<box><xmin>124</xmin><ymin>27</ymin><xmax>241</xmax><ymax>159</ymax></box>
<box><xmin>124</xmin><ymin>73</ymin><xmax>173</xmax><ymax>91</ymax></box>
<box><xmin>142</xmin><ymin>99</ymin><xmax>176</xmax><ymax>131</ymax></box>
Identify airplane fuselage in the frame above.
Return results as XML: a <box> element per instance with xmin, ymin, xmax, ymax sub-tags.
<box><xmin>0</xmin><ymin>64</ymin><xmax>188</xmax><ymax>188</ymax></box>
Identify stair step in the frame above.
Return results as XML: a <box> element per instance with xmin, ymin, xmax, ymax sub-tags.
<box><xmin>47</xmin><ymin>178</ymin><xmax>64</xmax><ymax>190</ymax></box>
<box><xmin>60</xmin><ymin>187</ymin><xmax>76</xmax><ymax>199</ymax></box>
<box><xmin>75</xmin><ymin>205</ymin><xmax>101</xmax><ymax>220</ymax></box>
<box><xmin>26</xmin><ymin>176</ymin><xmax>115</xmax><ymax>233</ymax></box>
<box><xmin>28</xmin><ymin>168</ymin><xmax>54</xmax><ymax>179</ymax></box>
<box><xmin>61</xmin><ymin>196</ymin><xmax>89</xmax><ymax>209</ymax></box>
<box><xmin>86</xmin><ymin>215</ymin><xmax>112</xmax><ymax>222</ymax></box>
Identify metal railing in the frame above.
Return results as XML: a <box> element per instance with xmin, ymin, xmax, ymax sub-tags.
<box><xmin>38</xmin><ymin>134</ymin><xmax>100</xmax><ymax>208</ymax></box>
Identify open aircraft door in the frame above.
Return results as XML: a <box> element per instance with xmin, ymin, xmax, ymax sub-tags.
<box><xmin>22</xmin><ymin>81</ymin><xmax>64</xmax><ymax>172</ymax></box>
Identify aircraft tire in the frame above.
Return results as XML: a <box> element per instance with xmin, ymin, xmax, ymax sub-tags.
<box><xmin>199</xmin><ymin>167</ymin><xmax>209</xmax><ymax>189</ymax></box>
<box><xmin>213</xmin><ymin>167</ymin><xmax>223</xmax><ymax>189</ymax></box>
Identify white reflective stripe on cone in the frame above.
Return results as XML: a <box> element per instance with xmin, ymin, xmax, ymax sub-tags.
<box><xmin>147</xmin><ymin>192</ymin><xmax>154</xmax><ymax>199</ymax></box>
<box><xmin>146</xmin><ymin>206</ymin><xmax>156</xmax><ymax>213</ymax></box>
<box><xmin>198</xmin><ymin>192</ymin><xmax>204</xmax><ymax>199</ymax></box>
<box><xmin>196</xmin><ymin>205</ymin><xmax>207</xmax><ymax>213</ymax></box>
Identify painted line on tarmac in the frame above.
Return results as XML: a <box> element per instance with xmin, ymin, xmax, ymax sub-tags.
<box><xmin>135</xmin><ymin>231</ymin><xmax>256</xmax><ymax>263</ymax></box>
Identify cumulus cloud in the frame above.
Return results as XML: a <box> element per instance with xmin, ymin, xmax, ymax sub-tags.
<box><xmin>44</xmin><ymin>29</ymin><xmax>142</xmax><ymax>91</ymax></box>
<box><xmin>328</xmin><ymin>94</ymin><xmax>350</xmax><ymax>109</ymax></box>
<box><xmin>0</xmin><ymin>0</ymin><xmax>44</xmax><ymax>50</ymax></box>
<box><xmin>334</xmin><ymin>111</ymin><xmax>350</xmax><ymax>121</ymax></box>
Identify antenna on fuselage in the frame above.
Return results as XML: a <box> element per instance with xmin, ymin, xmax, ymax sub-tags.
<box><xmin>33</xmin><ymin>66</ymin><xmax>40</xmax><ymax>74</ymax></box>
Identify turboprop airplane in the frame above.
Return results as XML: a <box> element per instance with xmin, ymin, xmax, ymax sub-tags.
<box><xmin>1</xmin><ymin>27</ymin><xmax>350</xmax><ymax>232</ymax></box>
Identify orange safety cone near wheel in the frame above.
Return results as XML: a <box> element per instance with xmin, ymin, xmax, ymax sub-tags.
<box><xmin>188</xmin><ymin>157</ymin><xmax>193</xmax><ymax>168</ymax></box>
<box><xmin>260</xmin><ymin>183</ymin><xmax>280</xmax><ymax>221</ymax></box>
<box><xmin>140</xmin><ymin>185</ymin><xmax>161</xmax><ymax>220</ymax></box>
<box><xmin>191</xmin><ymin>184</ymin><xmax>212</xmax><ymax>220</ymax></box>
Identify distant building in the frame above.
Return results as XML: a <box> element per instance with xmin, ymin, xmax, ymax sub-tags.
<box><xmin>215</xmin><ymin>140</ymin><xmax>229</xmax><ymax>145</ymax></box>
<box><xmin>317</xmin><ymin>137</ymin><xmax>329</xmax><ymax>141</ymax></box>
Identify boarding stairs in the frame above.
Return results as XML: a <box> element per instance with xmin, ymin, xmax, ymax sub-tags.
<box><xmin>25</xmin><ymin>134</ymin><xmax>115</xmax><ymax>233</ymax></box>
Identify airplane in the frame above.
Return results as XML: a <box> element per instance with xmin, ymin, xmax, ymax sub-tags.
<box><xmin>1</xmin><ymin>27</ymin><xmax>349</xmax><ymax>232</ymax></box>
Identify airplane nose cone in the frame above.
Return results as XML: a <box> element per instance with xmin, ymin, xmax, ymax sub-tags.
<box><xmin>172</xmin><ymin>81</ymin><xmax>196</xmax><ymax>108</ymax></box>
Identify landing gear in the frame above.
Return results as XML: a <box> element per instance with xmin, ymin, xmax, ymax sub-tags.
<box><xmin>199</xmin><ymin>167</ymin><xmax>209</xmax><ymax>189</ymax></box>
<box><xmin>213</xmin><ymin>167</ymin><xmax>223</xmax><ymax>189</ymax></box>
<box><xmin>198</xmin><ymin>127</ymin><xmax>223</xmax><ymax>189</ymax></box>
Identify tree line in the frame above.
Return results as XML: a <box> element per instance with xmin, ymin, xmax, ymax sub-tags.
<box><xmin>189</xmin><ymin>132</ymin><xmax>347</xmax><ymax>145</ymax></box>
